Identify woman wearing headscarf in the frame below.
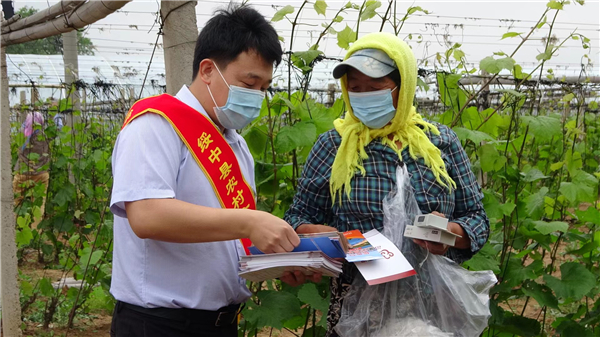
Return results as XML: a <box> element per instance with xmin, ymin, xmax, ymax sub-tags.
<box><xmin>283</xmin><ymin>33</ymin><xmax>490</xmax><ymax>335</ymax></box>
<box><xmin>13</xmin><ymin>111</ymin><xmax>50</xmax><ymax>227</ymax></box>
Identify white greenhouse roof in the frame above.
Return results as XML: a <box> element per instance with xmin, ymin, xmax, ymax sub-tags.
<box><xmin>7</xmin><ymin>54</ymin><xmax>166</xmax><ymax>87</ymax></box>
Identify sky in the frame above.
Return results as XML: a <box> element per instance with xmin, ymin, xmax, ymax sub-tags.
<box><xmin>9</xmin><ymin>0</ymin><xmax>600</xmax><ymax>91</ymax></box>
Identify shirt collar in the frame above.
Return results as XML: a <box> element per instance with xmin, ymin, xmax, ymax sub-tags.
<box><xmin>174</xmin><ymin>85</ymin><xmax>238</xmax><ymax>143</ymax></box>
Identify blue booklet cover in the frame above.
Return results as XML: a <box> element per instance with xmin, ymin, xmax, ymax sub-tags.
<box><xmin>248</xmin><ymin>236</ymin><xmax>346</xmax><ymax>259</ymax></box>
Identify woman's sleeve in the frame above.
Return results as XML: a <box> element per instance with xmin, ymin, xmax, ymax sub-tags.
<box><xmin>284</xmin><ymin>132</ymin><xmax>337</xmax><ymax>229</ymax></box>
<box><xmin>445</xmin><ymin>129</ymin><xmax>490</xmax><ymax>263</ymax></box>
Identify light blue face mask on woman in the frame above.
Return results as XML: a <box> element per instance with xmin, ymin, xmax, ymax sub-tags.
<box><xmin>348</xmin><ymin>86</ymin><xmax>398</xmax><ymax>129</ymax></box>
<box><xmin>207</xmin><ymin>63</ymin><xmax>265</xmax><ymax>130</ymax></box>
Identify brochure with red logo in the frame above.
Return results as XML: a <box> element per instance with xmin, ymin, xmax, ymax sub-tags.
<box><xmin>354</xmin><ymin>229</ymin><xmax>416</xmax><ymax>285</ymax></box>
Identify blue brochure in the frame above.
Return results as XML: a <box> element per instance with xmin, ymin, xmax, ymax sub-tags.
<box><xmin>248</xmin><ymin>236</ymin><xmax>347</xmax><ymax>259</ymax></box>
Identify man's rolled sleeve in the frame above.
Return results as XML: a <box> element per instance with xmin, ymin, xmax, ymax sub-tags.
<box><xmin>110</xmin><ymin>114</ymin><xmax>183</xmax><ymax>218</ymax></box>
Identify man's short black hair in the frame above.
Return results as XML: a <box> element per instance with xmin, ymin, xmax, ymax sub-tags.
<box><xmin>192</xmin><ymin>5</ymin><xmax>283</xmax><ymax>79</ymax></box>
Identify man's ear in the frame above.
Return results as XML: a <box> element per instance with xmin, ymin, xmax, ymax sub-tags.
<box><xmin>198</xmin><ymin>59</ymin><xmax>215</xmax><ymax>85</ymax></box>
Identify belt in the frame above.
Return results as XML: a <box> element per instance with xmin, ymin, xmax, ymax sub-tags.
<box><xmin>118</xmin><ymin>301</ymin><xmax>242</xmax><ymax>327</ymax></box>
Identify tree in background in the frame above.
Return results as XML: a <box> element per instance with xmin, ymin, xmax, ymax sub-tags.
<box><xmin>6</xmin><ymin>6</ymin><xmax>95</xmax><ymax>55</ymax></box>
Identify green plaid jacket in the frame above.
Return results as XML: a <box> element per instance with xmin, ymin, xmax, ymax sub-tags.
<box><xmin>284</xmin><ymin>123</ymin><xmax>489</xmax><ymax>262</ymax></box>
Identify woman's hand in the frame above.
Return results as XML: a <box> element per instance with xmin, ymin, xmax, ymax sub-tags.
<box><xmin>280</xmin><ymin>270</ymin><xmax>322</xmax><ymax>287</ymax></box>
<box><xmin>412</xmin><ymin>211</ymin><xmax>471</xmax><ymax>255</ymax></box>
<box><xmin>296</xmin><ymin>224</ymin><xmax>337</xmax><ymax>234</ymax></box>
<box><xmin>281</xmin><ymin>224</ymin><xmax>337</xmax><ymax>286</ymax></box>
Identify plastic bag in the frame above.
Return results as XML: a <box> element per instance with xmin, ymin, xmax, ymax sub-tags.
<box><xmin>334</xmin><ymin>166</ymin><xmax>497</xmax><ymax>337</ymax></box>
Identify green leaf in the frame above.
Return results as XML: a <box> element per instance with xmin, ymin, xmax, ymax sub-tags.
<box><xmin>453</xmin><ymin>127</ymin><xmax>494</xmax><ymax>145</ymax></box>
<box><xmin>39</xmin><ymin>277</ymin><xmax>55</xmax><ymax>297</ymax></box>
<box><xmin>453</xmin><ymin>49</ymin><xmax>465</xmax><ymax>61</ymax></box>
<box><xmin>501</xmin><ymin>32</ymin><xmax>521</xmax><ymax>39</ymax></box>
<box><xmin>436</xmin><ymin>73</ymin><xmax>468</xmax><ymax>113</ymax></box>
<box><xmin>522</xmin><ymin>280</ymin><xmax>559</xmax><ymax>309</ymax></box>
<box><xmin>79</xmin><ymin>247</ymin><xmax>105</xmax><ymax>270</ymax></box>
<box><xmin>576</xmin><ymin>206</ymin><xmax>600</xmax><ymax>226</ymax></box>
<box><xmin>314</xmin><ymin>0</ymin><xmax>327</xmax><ymax>16</ymax></box>
<box><xmin>568</xmin><ymin>241</ymin><xmax>599</xmax><ymax>256</ymax></box>
<box><xmin>337</xmin><ymin>25</ymin><xmax>357</xmax><ymax>49</ymax></box>
<box><xmin>463</xmin><ymin>243</ymin><xmax>500</xmax><ymax>273</ymax></box>
<box><xmin>547</xmin><ymin>0</ymin><xmax>565</xmax><ymax>10</ymax></box>
<box><xmin>525</xmin><ymin>187</ymin><xmax>548</xmax><ymax>219</ymax></box>
<box><xmin>496</xmin><ymin>57</ymin><xmax>516</xmax><ymax>71</ymax></box>
<box><xmin>417</xmin><ymin>77</ymin><xmax>430</xmax><ymax>92</ymax></box>
<box><xmin>573</xmin><ymin>169</ymin><xmax>599</xmax><ymax>187</ymax></box>
<box><xmin>243</xmin><ymin>290</ymin><xmax>302</xmax><ymax>329</ymax></box>
<box><xmin>477</xmin><ymin>143</ymin><xmax>506</xmax><ymax>172</ymax></box>
<box><xmin>21</xmin><ymin>280</ymin><xmax>34</xmax><ymax>296</ymax></box>
<box><xmin>333</xmin><ymin>15</ymin><xmax>344</xmax><ymax>23</ymax></box>
<box><xmin>283</xmin><ymin>307</ymin><xmax>309</xmax><ymax>330</ymax></box>
<box><xmin>33</xmin><ymin>206</ymin><xmax>43</xmax><ymax>220</ymax></box>
<box><xmin>543</xmin><ymin>262</ymin><xmax>596</xmax><ymax>300</ymax></box>
<box><xmin>560</xmin><ymin>182</ymin><xmax>579</xmax><ymax>203</ymax></box>
<box><xmin>16</xmin><ymin>216</ymin><xmax>29</xmax><ymax>229</ymax></box>
<box><xmin>504</xmin><ymin>258</ymin><xmax>542</xmax><ymax>288</ymax></box>
<box><xmin>556</xmin><ymin>320</ymin><xmax>594</xmax><ymax>337</ymax></box>
<box><xmin>292</xmin><ymin>50</ymin><xmax>324</xmax><ymax>70</ymax></box>
<box><xmin>275</xmin><ymin>122</ymin><xmax>317</xmax><ymax>153</ymax></box>
<box><xmin>523</xmin><ymin>168</ymin><xmax>549</xmax><ymax>182</ymax></box>
<box><xmin>560</xmin><ymin>171</ymin><xmax>597</xmax><ymax>204</ymax></box>
<box><xmin>480</xmin><ymin>56</ymin><xmax>500</xmax><ymax>74</ymax></box>
<box><xmin>53</xmin><ymin>215</ymin><xmax>74</xmax><ymax>233</ymax></box>
<box><xmin>537</xmin><ymin>15</ymin><xmax>548</xmax><ymax>29</ymax></box>
<box><xmin>302</xmin><ymin>326</ymin><xmax>327</xmax><ymax>337</ymax></box>
<box><xmin>533</xmin><ymin>220</ymin><xmax>568</xmax><ymax>235</ymax></box>
<box><xmin>491</xmin><ymin>315</ymin><xmax>541</xmax><ymax>337</ymax></box>
<box><xmin>272</xmin><ymin>5</ymin><xmax>295</xmax><ymax>22</ymax></box>
<box><xmin>550</xmin><ymin>161</ymin><xmax>564</xmax><ymax>171</ymax></box>
<box><xmin>521</xmin><ymin>116</ymin><xmax>561</xmax><ymax>141</ymax></box>
<box><xmin>562</xmin><ymin>93</ymin><xmax>575</xmax><ymax>102</ymax></box>
<box><xmin>565</xmin><ymin>150</ymin><xmax>583</xmax><ymax>174</ymax></box>
<box><xmin>513</xmin><ymin>64</ymin><xmax>526</xmax><ymax>80</ymax></box>
<box><xmin>16</xmin><ymin>228</ymin><xmax>33</xmax><ymax>247</ymax></box>
<box><xmin>536</xmin><ymin>51</ymin><xmax>552</xmax><ymax>61</ymax></box>
<box><xmin>479</xmin><ymin>56</ymin><xmax>515</xmax><ymax>74</ymax></box>
<box><xmin>499</xmin><ymin>202</ymin><xmax>516</xmax><ymax>216</ymax></box>
<box><xmin>407</xmin><ymin>5</ymin><xmax>429</xmax><ymax>14</ymax></box>
<box><xmin>482</xmin><ymin>190</ymin><xmax>503</xmax><ymax>220</ymax></box>
<box><xmin>359</xmin><ymin>0</ymin><xmax>381</xmax><ymax>21</ymax></box>
<box><xmin>298</xmin><ymin>283</ymin><xmax>329</xmax><ymax>327</ymax></box>
<box><xmin>54</xmin><ymin>183</ymin><xmax>75</xmax><ymax>207</ymax></box>
<box><xmin>243</xmin><ymin>126</ymin><xmax>268</xmax><ymax>158</ymax></box>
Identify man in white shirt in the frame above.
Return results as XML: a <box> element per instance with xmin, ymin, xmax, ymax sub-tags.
<box><xmin>109</xmin><ymin>5</ymin><xmax>300</xmax><ymax>336</ymax></box>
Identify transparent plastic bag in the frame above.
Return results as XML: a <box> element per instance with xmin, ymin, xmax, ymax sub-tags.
<box><xmin>335</xmin><ymin>166</ymin><xmax>497</xmax><ymax>337</ymax></box>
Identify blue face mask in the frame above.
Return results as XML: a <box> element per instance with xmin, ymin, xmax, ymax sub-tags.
<box><xmin>207</xmin><ymin>64</ymin><xmax>265</xmax><ymax>130</ymax></box>
<box><xmin>348</xmin><ymin>87</ymin><xmax>398</xmax><ymax>129</ymax></box>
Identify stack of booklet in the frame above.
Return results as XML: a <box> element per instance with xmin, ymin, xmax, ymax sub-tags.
<box><xmin>239</xmin><ymin>230</ymin><xmax>392</xmax><ymax>282</ymax></box>
<box><xmin>239</xmin><ymin>232</ymin><xmax>350</xmax><ymax>282</ymax></box>
<box><xmin>239</xmin><ymin>229</ymin><xmax>417</xmax><ymax>285</ymax></box>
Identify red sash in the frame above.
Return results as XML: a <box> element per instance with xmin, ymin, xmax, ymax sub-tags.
<box><xmin>122</xmin><ymin>94</ymin><xmax>254</xmax><ymax>254</ymax></box>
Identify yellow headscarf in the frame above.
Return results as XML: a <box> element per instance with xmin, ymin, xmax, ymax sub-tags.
<box><xmin>330</xmin><ymin>32</ymin><xmax>456</xmax><ymax>202</ymax></box>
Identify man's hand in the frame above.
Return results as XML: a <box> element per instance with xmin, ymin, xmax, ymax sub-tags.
<box><xmin>280</xmin><ymin>270</ymin><xmax>322</xmax><ymax>287</ymax></box>
<box><xmin>412</xmin><ymin>211</ymin><xmax>471</xmax><ymax>255</ymax></box>
<box><xmin>246</xmin><ymin>211</ymin><xmax>301</xmax><ymax>254</ymax></box>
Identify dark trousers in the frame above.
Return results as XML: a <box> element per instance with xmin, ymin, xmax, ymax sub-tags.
<box><xmin>110</xmin><ymin>301</ymin><xmax>238</xmax><ymax>337</ymax></box>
